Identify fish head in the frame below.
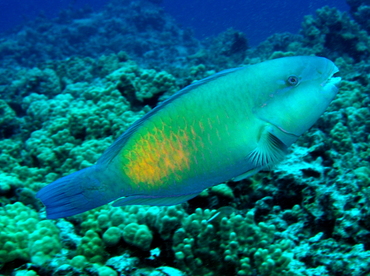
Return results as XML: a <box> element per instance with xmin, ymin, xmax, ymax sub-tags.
<box><xmin>253</xmin><ymin>56</ymin><xmax>341</xmax><ymax>145</ymax></box>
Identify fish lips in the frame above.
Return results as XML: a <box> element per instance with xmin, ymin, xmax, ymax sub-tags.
<box><xmin>321</xmin><ymin>65</ymin><xmax>341</xmax><ymax>89</ymax></box>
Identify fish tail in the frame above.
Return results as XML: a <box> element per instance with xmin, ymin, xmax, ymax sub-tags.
<box><xmin>37</xmin><ymin>166</ymin><xmax>111</xmax><ymax>219</ymax></box>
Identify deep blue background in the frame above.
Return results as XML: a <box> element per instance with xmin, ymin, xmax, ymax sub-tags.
<box><xmin>163</xmin><ymin>0</ymin><xmax>349</xmax><ymax>45</ymax></box>
<box><xmin>0</xmin><ymin>0</ymin><xmax>349</xmax><ymax>46</ymax></box>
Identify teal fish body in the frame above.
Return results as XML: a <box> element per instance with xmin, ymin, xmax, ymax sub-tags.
<box><xmin>37</xmin><ymin>56</ymin><xmax>341</xmax><ymax>219</ymax></box>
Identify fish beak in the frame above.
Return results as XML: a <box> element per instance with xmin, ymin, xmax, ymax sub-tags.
<box><xmin>321</xmin><ymin>65</ymin><xmax>341</xmax><ymax>88</ymax></box>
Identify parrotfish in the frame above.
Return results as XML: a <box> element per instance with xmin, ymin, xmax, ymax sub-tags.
<box><xmin>37</xmin><ymin>56</ymin><xmax>341</xmax><ymax>219</ymax></box>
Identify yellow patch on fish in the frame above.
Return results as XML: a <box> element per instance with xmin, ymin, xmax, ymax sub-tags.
<box><xmin>122</xmin><ymin>124</ymin><xmax>191</xmax><ymax>188</ymax></box>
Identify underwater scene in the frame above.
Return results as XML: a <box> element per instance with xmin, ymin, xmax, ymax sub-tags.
<box><xmin>0</xmin><ymin>0</ymin><xmax>369</xmax><ymax>275</ymax></box>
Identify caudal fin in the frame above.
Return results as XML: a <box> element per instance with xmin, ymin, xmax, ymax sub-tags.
<box><xmin>37</xmin><ymin>166</ymin><xmax>112</xmax><ymax>219</ymax></box>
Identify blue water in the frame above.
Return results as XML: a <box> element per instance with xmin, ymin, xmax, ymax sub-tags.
<box><xmin>163</xmin><ymin>0</ymin><xmax>349</xmax><ymax>45</ymax></box>
<box><xmin>0</xmin><ymin>0</ymin><xmax>349</xmax><ymax>46</ymax></box>
<box><xmin>0</xmin><ymin>0</ymin><xmax>107</xmax><ymax>33</ymax></box>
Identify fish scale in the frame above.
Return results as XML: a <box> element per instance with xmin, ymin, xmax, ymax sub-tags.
<box><xmin>121</xmin><ymin>99</ymin><xmax>223</xmax><ymax>191</ymax></box>
<box><xmin>121</xmin><ymin>87</ymin><xmax>257</xmax><ymax>195</ymax></box>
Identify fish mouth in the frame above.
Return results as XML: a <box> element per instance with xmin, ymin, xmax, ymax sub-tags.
<box><xmin>322</xmin><ymin>65</ymin><xmax>341</xmax><ymax>88</ymax></box>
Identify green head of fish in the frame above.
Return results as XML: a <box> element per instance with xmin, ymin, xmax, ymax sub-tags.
<box><xmin>252</xmin><ymin>56</ymin><xmax>341</xmax><ymax>146</ymax></box>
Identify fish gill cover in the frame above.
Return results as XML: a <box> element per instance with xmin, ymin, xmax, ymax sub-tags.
<box><xmin>0</xmin><ymin>0</ymin><xmax>369</xmax><ymax>275</ymax></box>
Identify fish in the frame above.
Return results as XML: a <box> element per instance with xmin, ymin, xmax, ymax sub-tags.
<box><xmin>36</xmin><ymin>56</ymin><xmax>341</xmax><ymax>219</ymax></box>
<box><xmin>207</xmin><ymin>206</ymin><xmax>237</xmax><ymax>224</ymax></box>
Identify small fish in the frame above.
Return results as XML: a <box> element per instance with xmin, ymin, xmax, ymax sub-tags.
<box><xmin>37</xmin><ymin>56</ymin><xmax>341</xmax><ymax>219</ymax></box>
<box><xmin>207</xmin><ymin>206</ymin><xmax>237</xmax><ymax>224</ymax></box>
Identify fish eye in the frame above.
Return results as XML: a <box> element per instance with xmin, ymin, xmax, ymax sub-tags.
<box><xmin>287</xmin><ymin>75</ymin><xmax>299</xmax><ymax>86</ymax></box>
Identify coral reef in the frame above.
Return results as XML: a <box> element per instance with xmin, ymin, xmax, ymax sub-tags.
<box><xmin>172</xmin><ymin>209</ymin><xmax>294</xmax><ymax>276</ymax></box>
<box><xmin>300</xmin><ymin>6</ymin><xmax>370</xmax><ymax>62</ymax></box>
<box><xmin>347</xmin><ymin>0</ymin><xmax>370</xmax><ymax>33</ymax></box>
<box><xmin>0</xmin><ymin>0</ymin><xmax>369</xmax><ymax>275</ymax></box>
<box><xmin>0</xmin><ymin>202</ymin><xmax>61</xmax><ymax>268</ymax></box>
<box><xmin>0</xmin><ymin>0</ymin><xmax>200</xmax><ymax>73</ymax></box>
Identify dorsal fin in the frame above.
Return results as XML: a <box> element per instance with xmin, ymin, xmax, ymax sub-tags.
<box><xmin>97</xmin><ymin>66</ymin><xmax>246</xmax><ymax>166</ymax></box>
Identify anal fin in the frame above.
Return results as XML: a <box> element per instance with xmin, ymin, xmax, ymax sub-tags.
<box><xmin>232</xmin><ymin>167</ymin><xmax>261</xmax><ymax>181</ymax></box>
<box><xmin>112</xmin><ymin>193</ymin><xmax>199</xmax><ymax>207</ymax></box>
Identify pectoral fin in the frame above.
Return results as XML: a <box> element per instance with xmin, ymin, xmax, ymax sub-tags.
<box><xmin>233</xmin><ymin>127</ymin><xmax>287</xmax><ymax>182</ymax></box>
<box><xmin>248</xmin><ymin>128</ymin><xmax>287</xmax><ymax>168</ymax></box>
